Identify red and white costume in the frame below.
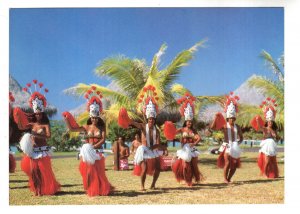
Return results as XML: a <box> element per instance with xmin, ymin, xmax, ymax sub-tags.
<box><xmin>172</xmin><ymin>93</ymin><xmax>204</xmax><ymax>186</ymax></box>
<box><xmin>254</xmin><ymin>98</ymin><xmax>279</xmax><ymax>178</ymax></box>
<box><xmin>217</xmin><ymin>92</ymin><xmax>242</xmax><ymax>168</ymax></box>
<box><xmin>132</xmin><ymin>85</ymin><xmax>164</xmax><ymax>176</ymax></box>
<box><xmin>77</xmin><ymin>86</ymin><xmax>113</xmax><ymax>196</ymax></box>
<box><xmin>19</xmin><ymin>80</ymin><xmax>60</xmax><ymax>196</ymax></box>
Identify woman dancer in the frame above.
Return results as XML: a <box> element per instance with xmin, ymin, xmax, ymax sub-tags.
<box><xmin>170</xmin><ymin>93</ymin><xmax>204</xmax><ymax>186</ymax></box>
<box><xmin>16</xmin><ymin>80</ymin><xmax>60</xmax><ymax>196</ymax></box>
<box><xmin>63</xmin><ymin>86</ymin><xmax>113</xmax><ymax>196</ymax></box>
<box><xmin>210</xmin><ymin>92</ymin><xmax>243</xmax><ymax>184</ymax></box>
<box><xmin>251</xmin><ymin>98</ymin><xmax>279</xmax><ymax>178</ymax></box>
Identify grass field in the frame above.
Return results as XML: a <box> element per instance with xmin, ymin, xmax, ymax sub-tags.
<box><xmin>9</xmin><ymin>151</ymin><xmax>284</xmax><ymax>205</ymax></box>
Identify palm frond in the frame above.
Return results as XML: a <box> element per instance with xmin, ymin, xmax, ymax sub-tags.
<box><xmin>260</xmin><ymin>50</ymin><xmax>284</xmax><ymax>83</ymax></box>
<box><xmin>247</xmin><ymin>76</ymin><xmax>284</xmax><ymax>108</ymax></box>
<box><xmin>236</xmin><ymin>104</ymin><xmax>263</xmax><ymax>127</ymax></box>
<box><xmin>160</xmin><ymin>39</ymin><xmax>207</xmax><ymax>88</ymax></box>
<box><xmin>279</xmin><ymin>53</ymin><xmax>284</xmax><ymax>68</ymax></box>
<box><xmin>149</xmin><ymin>43</ymin><xmax>167</xmax><ymax>76</ymax></box>
<box><xmin>170</xmin><ymin>83</ymin><xmax>192</xmax><ymax>97</ymax></box>
<box><xmin>94</xmin><ymin>56</ymin><xmax>146</xmax><ymax>98</ymax></box>
<box><xmin>195</xmin><ymin>95</ymin><xmax>225</xmax><ymax>121</ymax></box>
<box><xmin>196</xmin><ymin>95</ymin><xmax>225</xmax><ymax>107</ymax></box>
<box><xmin>64</xmin><ymin>83</ymin><xmax>131</xmax><ymax>106</ymax></box>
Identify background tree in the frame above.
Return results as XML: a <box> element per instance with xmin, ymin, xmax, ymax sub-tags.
<box><xmin>106</xmin><ymin>121</ymin><xmax>139</xmax><ymax>144</ymax></box>
<box><xmin>247</xmin><ymin>50</ymin><xmax>284</xmax><ymax>130</ymax></box>
<box><xmin>64</xmin><ymin>40</ymin><xmax>221</xmax><ymax>127</ymax></box>
<box><xmin>48</xmin><ymin>120</ymin><xmax>82</xmax><ymax>152</ymax></box>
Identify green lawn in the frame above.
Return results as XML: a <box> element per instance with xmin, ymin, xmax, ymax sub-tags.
<box><xmin>9</xmin><ymin>152</ymin><xmax>284</xmax><ymax>205</ymax></box>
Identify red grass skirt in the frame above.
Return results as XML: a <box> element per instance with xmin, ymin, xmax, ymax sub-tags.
<box><xmin>133</xmin><ymin>158</ymin><xmax>156</xmax><ymax>176</ymax></box>
<box><xmin>9</xmin><ymin>153</ymin><xmax>16</xmax><ymax>173</ymax></box>
<box><xmin>79</xmin><ymin>156</ymin><xmax>113</xmax><ymax>197</ymax></box>
<box><xmin>171</xmin><ymin>157</ymin><xmax>202</xmax><ymax>186</ymax></box>
<box><xmin>217</xmin><ymin>149</ymin><xmax>241</xmax><ymax>169</ymax></box>
<box><xmin>20</xmin><ymin>155</ymin><xmax>60</xmax><ymax>196</ymax></box>
<box><xmin>257</xmin><ymin>152</ymin><xmax>279</xmax><ymax>178</ymax></box>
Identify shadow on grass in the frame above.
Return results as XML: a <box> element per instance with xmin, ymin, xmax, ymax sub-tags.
<box><xmin>54</xmin><ymin>189</ymin><xmax>165</xmax><ymax>197</ymax></box>
<box><xmin>110</xmin><ymin>189</ymin><xmax>165</xmax><ymax>197</ymax></box>
<box><xmin>160</xmin><ymin>183</ymin><xmax>228</xmax><ymax>191</ymax></box>
<box><xmin>198</xmin><ymin>158</ymin><xmax>218</xmax><ymax>166</ymax></box>
<box><xmin>9</xmin><ymin>179</ymin><xmax>28</xmax><ymax>183</ymax></box>
<box><xmin>198</xmin><ymin>156</ymin><xmax>284</xmax><ymax>166</ymax></box>
<box><xmin>198</xmin><ymin>157</ymin><xmax>260</xmax><ymax>165</ymax></box>
<box><xmin>234</xmin><ymin>177</ymin><xmax>284</xmax><ymax>185</ymax></box>
<box><xmin>160</xmin><ymin>177</ymin><xmax>284</xmax><ymax>191</ymax></box>
<box><xmin>56</xmin><ymin>190</ymin><xmax>86</xmax><ymax>196</ymax></box>
<box><xmin>10</xmin><ymin>185</ymin><xmax>28</xmax><ymax>189</ymax></box>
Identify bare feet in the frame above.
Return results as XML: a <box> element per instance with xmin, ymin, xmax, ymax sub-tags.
<box><xmin>150</xmin><ymin>186</ymin><xmax>156</xmax><ymax>190</ymax></box>
<box><xmin>224</xmin><ymin>179</ymin><xmax>230</xmax><ymax>184</ymax></box>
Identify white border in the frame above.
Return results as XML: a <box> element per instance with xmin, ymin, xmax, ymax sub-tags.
<box><xmin>1</xmin><ymin>0</ymin><xmax>299</xmax><ymax>213</ymax></box>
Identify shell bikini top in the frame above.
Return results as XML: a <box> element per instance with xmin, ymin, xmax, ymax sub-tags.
<box><xmin>87</xmin><ymin>131</ymin><xmax>101</xmax><ymax>138</ymax></box>
<box><xmin>182</xmin><ymin>129</ymin><xmax>195</xmax><ymax>139</ymax></box>
<box><xmin>264</xmin><ymin>130</ymin><xmax>275</xmax><ymax>139</ymax></box>
<box><xmin>37</xmin><ymin>128</ymin><xmax>45</xmax><ymax>134</ymax></box>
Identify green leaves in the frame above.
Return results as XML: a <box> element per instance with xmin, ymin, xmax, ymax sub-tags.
<box><xmin>64</xmin><ymin>39</ymin><xmax>221</xmax><ymax>130</ymax></box>
<box><xmin>94</xmin><ymin>55</ymin><xmax>146</xmax><ymax>98</ymax></box>
<box><xmin>159</xmin><ymin>40</ymin><xmax>207</xmax><ymax>88</ymax></box>
<box><xmin>248</xmin><ymin>76</ymin><xmax>283</xmax><ymax>108</ymax></box>
<box><xmin>260</xmin><ymin>50</ymin><xmax>284</xmax><ymax>84</ymax></box>
<box><xmin>247</xmin><ymin>51</ymin><xmax>284</xmax><ymax>130</ymax></box>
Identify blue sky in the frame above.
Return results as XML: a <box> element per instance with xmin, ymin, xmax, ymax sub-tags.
<box><xmin>9</xmin><ymin>8</ymin><xmax>284</xmax><ymax>119</ymax></box>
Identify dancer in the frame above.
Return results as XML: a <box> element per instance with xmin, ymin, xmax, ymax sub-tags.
<box><xmin>118</xmin><ymin>85</ymin><xmax>167</xmax><ymax>191</ymax></box>
<box><xmin>251</xmin><ymin>98</ymin><xmax>280</xmax><ymax>178</ymax></box>
<box><xmin>165</xmin><ymin>93</ymin><xmax>204</xmax><ymax>186</ymax></box>
<box><xmin>63</xmin><ymin>86</ymin><xmax>113</xmax><ymax>196</ymax></box>
<box><xmin>210</xmin><ymin>92</ymin><xmax>243</xmax><ymax>184</ymax></box>
<box><xmin>112</xmin><ymin>136</ymin><xmax>130</xmax><ymax>170</ymax></box>
<box><xmin>16</xmin><ymin>80</ymin><xmax>60</xmax><ymax>196</ymax></box>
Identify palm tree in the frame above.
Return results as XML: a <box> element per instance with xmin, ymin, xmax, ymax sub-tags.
<box><xmin>247</xmin><ymin>50</ymin><xmax>284</xmax><ymax>130</ymax></box>
<box><xmin>64</xmin><ymin>40</ymin><xmax>223</xmax><ymax>129</ymax></box>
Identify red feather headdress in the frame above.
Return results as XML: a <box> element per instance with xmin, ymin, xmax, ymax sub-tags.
<box><xmin>22</xmin><ymin>79</ymin><xmax>48</xmax><ymax>112</ymax></box>
<box><xmin>137</xmin><ymin>85</ymin><xmax>159</xmax><ymax>119</ymax></box>
<box><xmin>260</xmin><ymin>97</ymin><xmax>277</xmax><ymax>121</ymax></box>
<box><xmin>177</xmin><ymin>92</ymin><xmax>196</xmax><ymax>121</ymax></box>
<box><xmin>84</xmin><ymin>86</ymin><xmax>103</xmax><ymax>117</ymax></box>
<box><xmin>224</xmin><ymin>91</ymin><xmax>240</xmax><ymax>118</ymax></box>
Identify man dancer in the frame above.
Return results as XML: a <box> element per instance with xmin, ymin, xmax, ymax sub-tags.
<box><xmin>210</xmin><ymin>92</ymin><xmax>243</xmax><ymax>183</ymax></box>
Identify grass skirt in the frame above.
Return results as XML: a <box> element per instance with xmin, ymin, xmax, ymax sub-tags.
<box><xmin>79</xmin><ymin>153</ymin><xmax>113</xmax><ymax>196</ymax></box>
<box><xmin>172</xmin><ymin>157</ymin><xmax>203</xmax><ymax>186</ymax></box>
<box><xmin>257</xmin><ymin>152</ymin><xmax>279</xmax><ymax>178</ymax></box>
<box><xmin>21</xmin><ymin>155</ymin><xmax>60</xmax><ymax>196</ymax></box>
